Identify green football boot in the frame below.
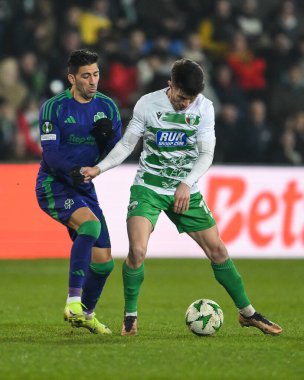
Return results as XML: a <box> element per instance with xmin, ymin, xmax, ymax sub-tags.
<box><xmin>74</xmin><ymin>313</ymin><xmax>112</xmax><ymax>334</ymax></box>
<box><xmin>64</xmin><ymin>301</ymin><xmax>85</xmax><ymax>323</ymax></box>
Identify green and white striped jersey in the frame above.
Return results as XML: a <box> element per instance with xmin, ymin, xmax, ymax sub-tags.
<box><xmin>127</xmin><ymin>88</ymin><xmax>215</xmax><ymax>195</ymax></box>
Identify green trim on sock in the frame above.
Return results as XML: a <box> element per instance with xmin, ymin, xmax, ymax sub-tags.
<box><xmin>90</xmin><ymin>259</ymin><xmax>114</xmax><ymax>275</ymax></box>
<box><xmin>77</xmin><ymin>220</ymin><xmax>101</xmax><ymax>239</ymax></box>
<box><xmin>122</xmin><ymin>261</ymin><xmax>144</xmax><ymax>313</ymax></box>
<box><xmin>212</xmin><ymin>258</ymin><xmax>251</xmax><ymax>309</ymax></box>
<box><xmin>123</xmin><ymin>261</ymin><xmax>144</xmax><ymax>274</ymax></box>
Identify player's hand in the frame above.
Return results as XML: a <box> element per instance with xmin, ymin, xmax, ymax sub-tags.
<box><xmin>90</xmin><ymin>118</ymin><xmax>115</xmax><ymax>153</ymax></box>
<box><xmin>69</xmin><ymin>166</ymin><xmax>85</xmax><ymax>186</ymax></box>
<box><xmin>80</xmin><ymin>166</ymin><xmax>101</xmax><ymax>182</ymax></box>
<box><xmin>173</xmin><ymin>182</ymin><xmax>190</xmax><ymax>214</ymax></box>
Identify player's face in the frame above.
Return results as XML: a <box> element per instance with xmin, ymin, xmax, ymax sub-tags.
<box><xmin>167</xmin><ymin>81</ymin><xmax>197</xmax><ymax>111</ymax></box>
<box><xmin>68</xmin><ymin>64</ymin><xmax>100</xmax><ymax>102</ymax></box>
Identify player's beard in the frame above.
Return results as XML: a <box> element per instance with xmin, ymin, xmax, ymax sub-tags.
<box><xmin>171</xmin><ymin>100</ymin><xmax>185</xmax><ymax>111</ymax></box>
<box><xmin>84</xmin><ymin>87</ymin><xmax>97</xmax><ymax>100</ymax></box>
<box><xmin>77</xmin><ymin>84</ymin><xmax>96</xmax><ymax>101</ymax></box>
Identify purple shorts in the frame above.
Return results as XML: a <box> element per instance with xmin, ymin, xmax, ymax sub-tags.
<box><xmin>36</xmin><ymin>174</ymin><xmax>111</xmax><ymax>248</ymax></box>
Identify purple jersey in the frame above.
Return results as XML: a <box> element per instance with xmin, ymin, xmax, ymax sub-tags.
<box><xmin>37</xmin><ymin>88</ymin><xmax>121</xmax><ymax>185</ymax></box>
<box><xmin>35</xmin><ymin>88</ymin><xmax>121</xmax><ymax>247</ymax></box>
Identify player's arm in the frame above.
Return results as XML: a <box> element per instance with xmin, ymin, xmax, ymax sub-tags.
<box><xmin>91</xmin><ymin>100</ymin><xmax>122</xmax><ymax>156</ymax></box>
<box><xmin>174</xmin><ymin>101</ymin><xmax>215</xmax><ymax>214</ymax></box>
<box><xmin>40</xmin><ymin>119</ymin><xmax>75</xmax><ymax>173</ymax></box>
<box><xmin>173</xmin><ymin>139</ymin><xmax>216</xmax><ymax>214</ymax></box>
<box><xmin>181</xmin><ymin>138</ymin><xmax>216</xmax><ymax>188</ymax></box>
<box><xmin>81</xmin><ymin>97</ymin><xmax>146</xmax><ymax>181</ymax></box>
<box><xmin>81</xmin><ymin>129</ymin><xmax>141</xmax><ymax>181</ymax></box>
<box><xmin>39</xmin><ymin>102</ymin><xmax>80</xmax><ymax>185</ymax></box>
<box><xmin>105</xmin><ymin>99</ymin><xmax>122</xmax><ymax>153</ymax></box>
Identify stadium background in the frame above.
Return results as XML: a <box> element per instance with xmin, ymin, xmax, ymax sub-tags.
<box><xmin>0</xmin><ymin>2</ymin><xmax>303</xmax><ymax>380</ymax></box>
<box><xmin>0</xmin><ymin>0</ymin><xmax>304</xmax><ymax>259</ymax></box>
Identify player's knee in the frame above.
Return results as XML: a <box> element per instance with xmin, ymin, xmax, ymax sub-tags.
<box><xmin>128</xmin><ymin>245</ymin><xmax>146</xmax><ymax>266</ymax></box>
<box><xmin>77</xmin><ymin>220</ymin><xmax>101</xmax><ymax>239</ymax></box>
<box><xmin>209</xmin><ymin>241</ymin><xmax>228</xmax><ymax>263</ymax></box>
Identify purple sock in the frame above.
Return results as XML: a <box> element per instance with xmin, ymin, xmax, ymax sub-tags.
<box><xmin>69</xmin><ymin>234</ymin><xmax>97</xmax><ymax>289</ymax></box>
<box><xmin>68</xmin><ymin>287</ymin><xmax>81</xmax><ymax>297</ymax></box>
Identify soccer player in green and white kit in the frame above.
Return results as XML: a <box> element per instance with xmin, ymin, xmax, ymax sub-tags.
<box><xmin>81</xmin><ymin>58</ymin><xmax>283</xmax><ymax>336</ymax></box>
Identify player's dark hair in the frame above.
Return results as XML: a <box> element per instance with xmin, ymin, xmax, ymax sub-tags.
<box><xmin>68</xmin><ymin>49</ymin><xmax>99</xmax><ymax>75</ymax></box>
<box><xmin>171</xmin><ymin>58</ymin><xmax>205</xmax><ymax>96</ymax></box>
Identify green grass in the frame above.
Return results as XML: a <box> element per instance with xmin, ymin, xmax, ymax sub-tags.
<box><xmin>0</xmin><ymin>259</ymin><xmax>303</xmax><ymax>380</ymax></box>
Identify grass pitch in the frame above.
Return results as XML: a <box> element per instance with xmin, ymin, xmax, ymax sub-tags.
<box><xmin>0</xmin><ymin>259</ymin><xmax>303</xmax><ymax>380</ymax></box>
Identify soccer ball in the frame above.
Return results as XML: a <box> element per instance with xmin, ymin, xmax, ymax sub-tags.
<box><xmin>185</xmin><ymin>299</ymin><xmax>224</xmax><ymax>336</ymax></box>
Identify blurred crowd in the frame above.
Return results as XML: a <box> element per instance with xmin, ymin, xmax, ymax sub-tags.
<box><xmin>0</xmin><ymin>0</ymin><xmax>304</xmax><ymax>165</ymax></box>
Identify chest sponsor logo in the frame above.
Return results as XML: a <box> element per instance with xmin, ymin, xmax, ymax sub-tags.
<box><xmin>67</xmin><ymin>134</ymin><xmax>95</xmax><ymax>145</ymax></box>
<box><xmin>156</xmin><ymin>131</ymin><xmax>187</xmax><ymax>147</ymax></box>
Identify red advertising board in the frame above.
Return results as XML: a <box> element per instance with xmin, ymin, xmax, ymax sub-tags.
<box><xmin>1</xmin><ymin>164</ymin><xmax>303</xmax><ymax>259</ymax></box>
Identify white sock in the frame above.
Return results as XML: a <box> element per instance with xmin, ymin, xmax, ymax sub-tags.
<box><xmin>239</xmin><ymin>305</ymin><xmax>255</xmax><ymax>317</ymax></box>
<box><xmin>83</xmin><ymin>311</ymin><xmax>93</xmax><ymax>320</ymax></box>
<box><xmin>125</xmin><ymin>312</ymin><xmax>137</xmax><ymax>317</ymax></box>
<box><xmin>67</xmin><ymin>296</ymin><xmax>81</xmax><ymax>304</ymax></box>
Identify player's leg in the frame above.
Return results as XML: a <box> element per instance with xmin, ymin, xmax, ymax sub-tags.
<box><xmin>64</xmin><ymin>206</ymin><xmax>101</xmax><ymax>323</ymax></box>
<box><xmin>167</xmin><ymin>192</ymin><xmax>282</xmax><ymax>335</ymax></box>
<box><xmin>121</xmin><ymin>215</ymin><xmax>153</xmax><ymax>335</ymax></box>
<box><xmin>36</xmin><ymin>178</ymin><xmax>101</xmax><ymax>325</ymax></box>
<box><xmin>81</xmin><ymin>205</ymin><xmax>113</xmax><ymax>310</ymax></box>
<box><xmin>189</xmin><ymin>227</ymin><xmax>282</xmax><ymax>335</ymax></box>
<box><xmin>188</xmin><ymin>226</ymin><xmax>253</xmax><ymax>312</ymax></box>
<box><xmin>70</xmin><ymin>246</ymin><xmax>113</xmax><ymax>335</ymax></box>
<box><xmin>66</xmin><ymin>202</ymin><xmax>114</xmax><ymax>334</ymax></box>
<box><xmin>121</xmin><ymin>185</ymin><xmax>162</xmax><ymax>336</ymax></box>
<box><xmin>81</xmin><ymin>247</ymin><xmax>113</xmax><ymax>316</ymax></box>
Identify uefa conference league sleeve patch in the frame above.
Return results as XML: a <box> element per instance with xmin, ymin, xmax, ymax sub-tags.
<box><xmin>41</xmin><ymin>121</ymin><xmax>56</xmax><ymax>141</ymax></box>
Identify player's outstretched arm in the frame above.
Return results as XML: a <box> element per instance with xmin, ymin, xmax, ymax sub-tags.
<box><xmin>81</xmin><ymin>166</ymin><xmax>101</xmax><ymax>182</ymax></box>
<box><xmin>81</xmin><ymin>129</ymin><xmax>141</xmax><ymax>182</ymax></box>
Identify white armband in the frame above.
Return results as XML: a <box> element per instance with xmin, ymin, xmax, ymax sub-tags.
<box><xmin>181</xmin><ymin>139</ymin><xmax>216</xmax><ymax>188</ymax></box>
<box><xmin>97</xmin><ymin>130</ymin><xmax>141</xmax><ymax>173</ymax></box>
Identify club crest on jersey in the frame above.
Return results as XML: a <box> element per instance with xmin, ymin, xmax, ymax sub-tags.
<box><xmin>42</xmin><ymin>121</ymin><xmax>53</xmax><ymax>133</ymax></box>
<box><xmin>185</xmin><ymin>113</ymin><xmax>196</xmax><ymax>126</ymax></box>
<box><xmin>94</xmin><ymin>112</ymin><xmax>107</xmax><ymax>122</ymax></box>
<box><xmin>156</xmin><ymin>130</ymin><xmax>187</xmax><ymax>147</ymax></box>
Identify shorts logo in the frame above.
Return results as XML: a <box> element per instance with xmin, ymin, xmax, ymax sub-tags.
<box><xmin>64</xmin><ymin>199</ymin><xmax>74</xmax><ymax>209</ymax></box>
<box><xmin>156</xmin><ymin>131</ymin><xmax>187</xmax><ymax>147</ymax></box>
<box><xmin>42</xmin><ymin>121</ymin><xmax>53</xmax><ymax>133</ymax></box>
<box><xmin>128</xmin><ymin>200</ymin><xmax>138</xmax><ymax>211</ymax></box>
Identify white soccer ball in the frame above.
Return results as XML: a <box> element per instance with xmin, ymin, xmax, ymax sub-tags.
<box><xmin>185</xmin><ymin>299</ymin><xmax>224</xmax><ymax>336</ymax></box>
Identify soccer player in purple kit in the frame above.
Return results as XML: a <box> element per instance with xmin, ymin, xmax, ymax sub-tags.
<box><xmin>35</xmin><ymin>49</ymin><xmax>121</xmax><ymax>334</ymax></box>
